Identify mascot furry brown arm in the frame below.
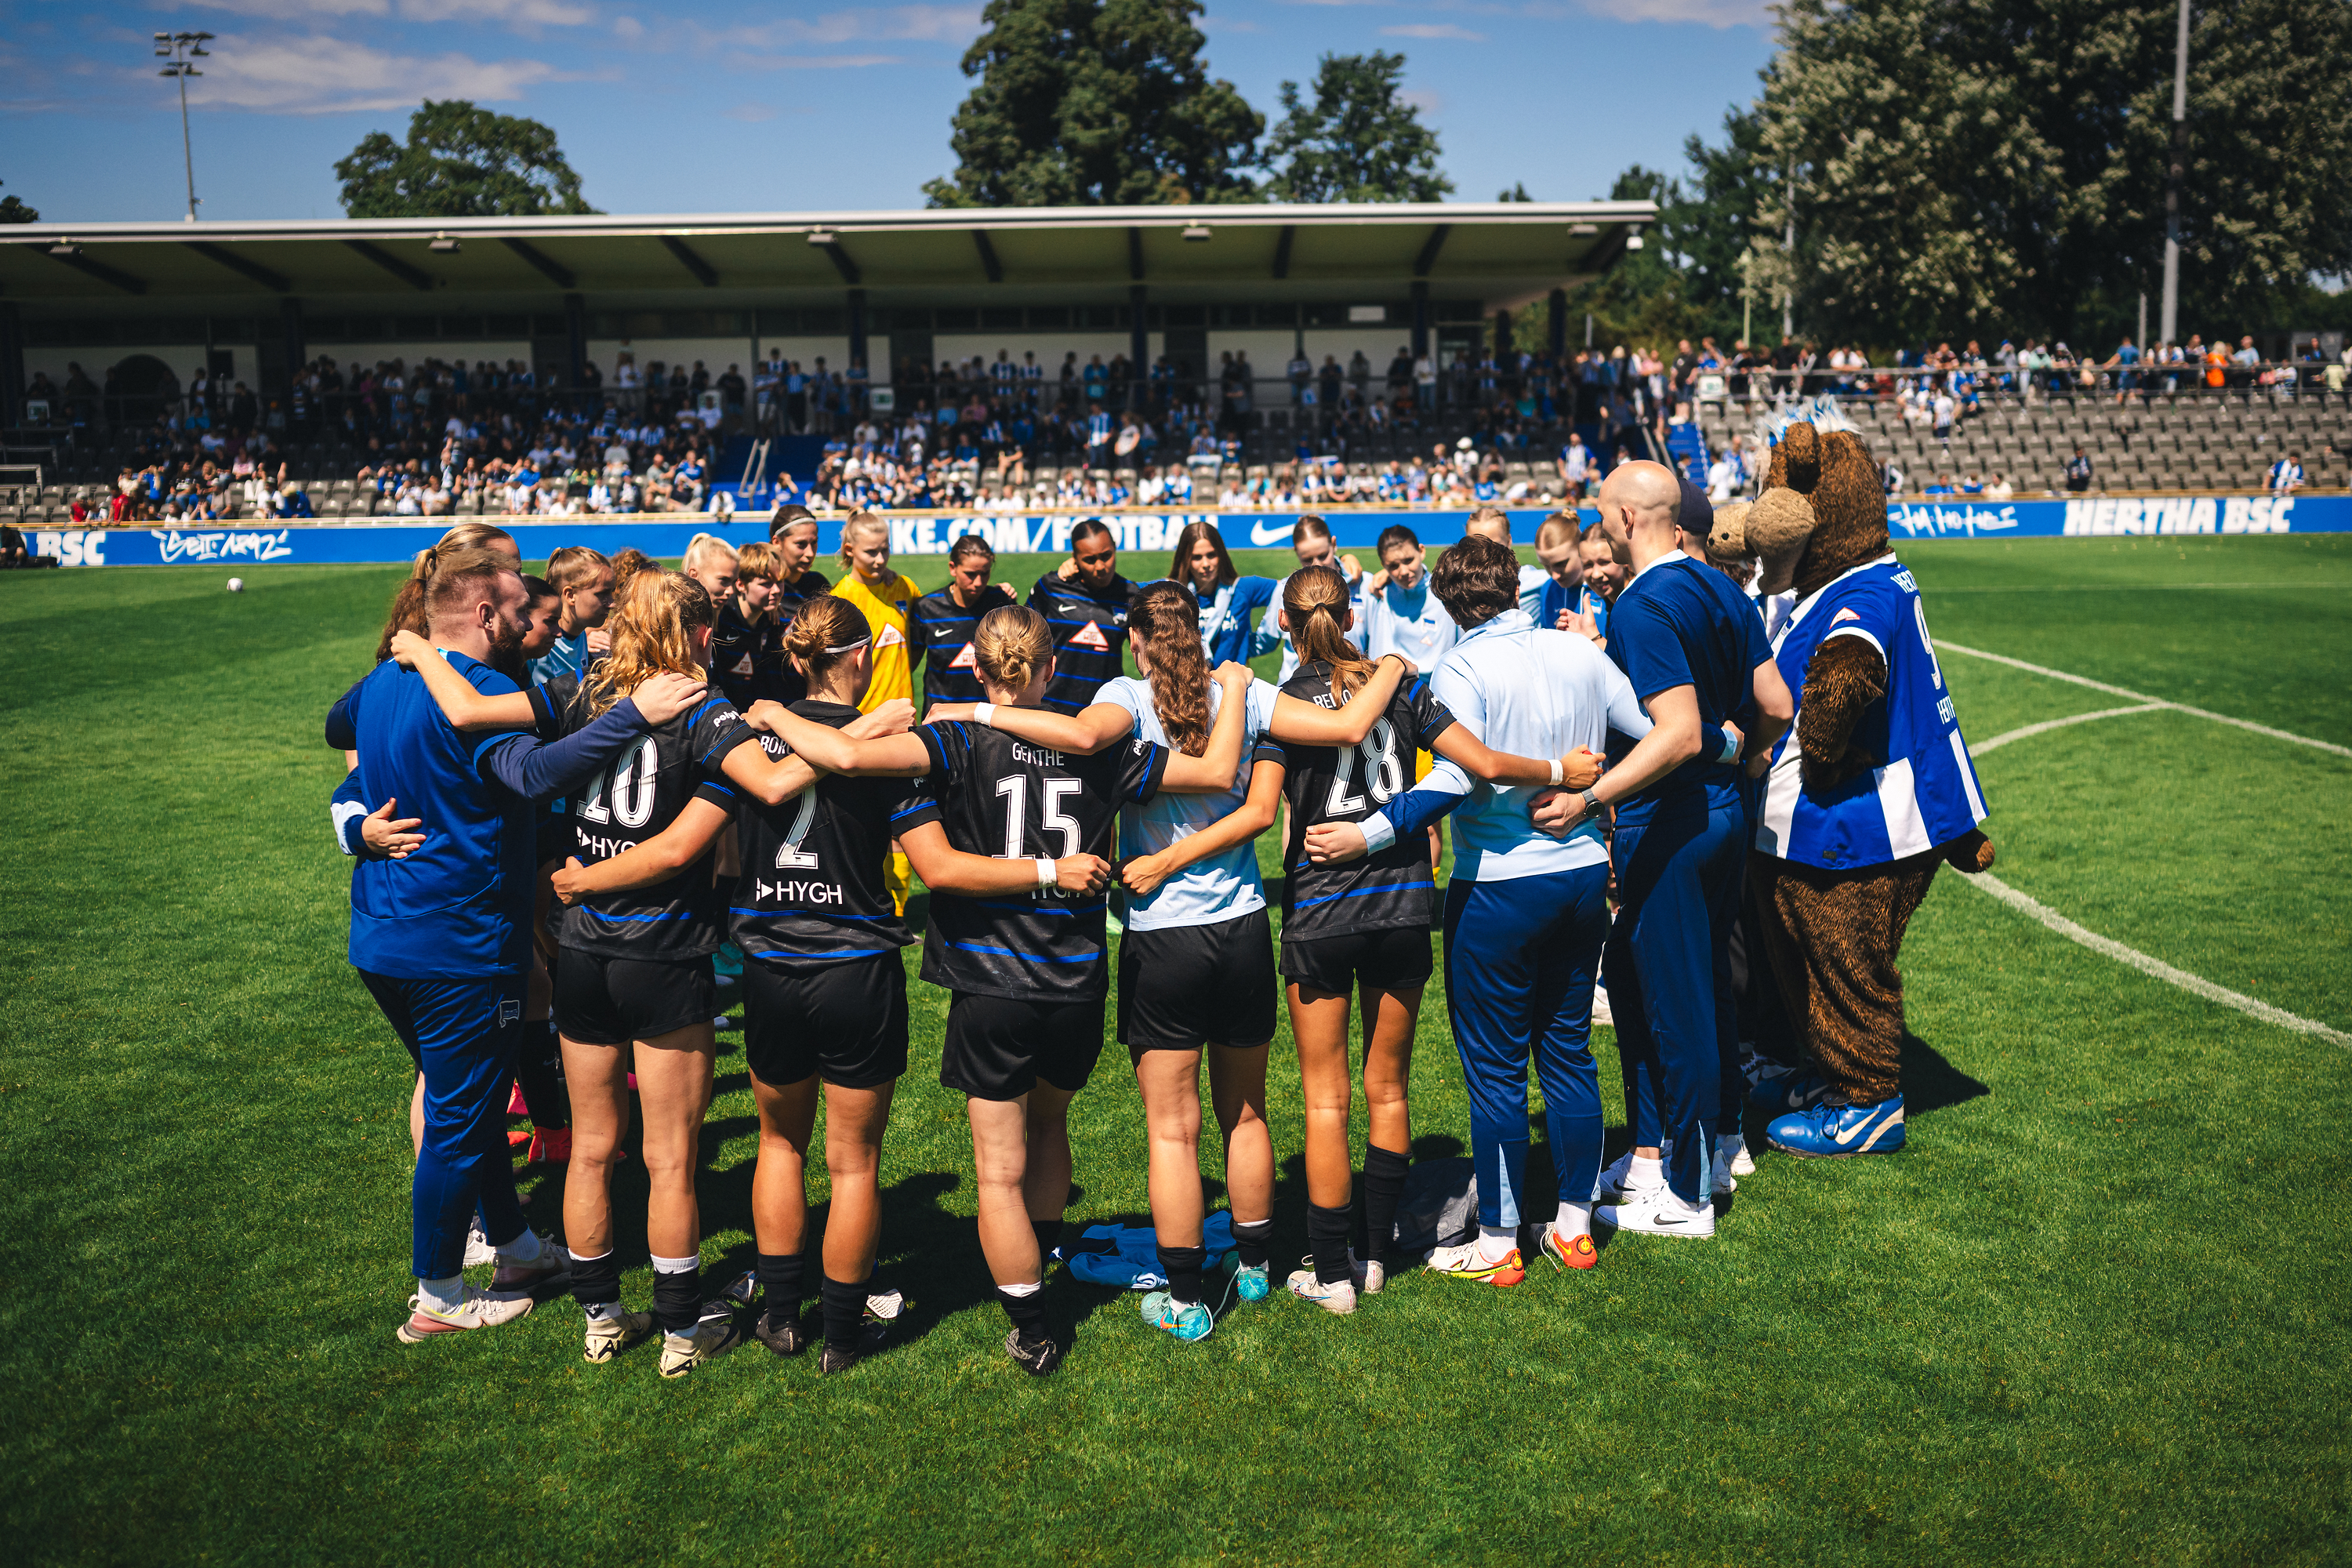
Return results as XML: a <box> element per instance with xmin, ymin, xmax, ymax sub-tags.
<box><xmin>1707</xmin><ymin>420</ymin><xmax>1993</xmax><ymax>1146</ymax></box>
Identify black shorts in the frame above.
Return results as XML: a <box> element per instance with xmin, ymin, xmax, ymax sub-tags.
<box><xmin>1280</xmin><ymin>923</ymin><xmax>1436</xmax><ymax>997</ymax></box>
<box><xmin>1118</xmin><ymin>906</ymin><xmax>1278</xmax><ymax>1051</ymax></box>
<box><xmin>941</xmin><ymin>992</ymin><xmax>1106</xmax><ymax>1102</ymax></box>
<box><xmin>742</xmin><ymin>953</ymin><xmax>908</xmax><ymax>1091</ymax></box>
<box><xmin>554</xmin><ymin>949</ymin><xmax>715</xmax><ymax>1047</ymax></box>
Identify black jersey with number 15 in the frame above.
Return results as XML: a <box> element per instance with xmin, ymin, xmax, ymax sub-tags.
<box><xmin>1276</xmin><ymin>661</ymin><xmax>1457</xmax><ymax>942</ymax></box>
<box><xmin>895</xmin><ymin>719</ymin><xmax>1167</xmax><ymax>1002</ymax></box>
<box><xmin>545</xmin><ymin>677</ymin><xmax>757</xmax><ymax>960</ymax></box>
<box><xmin>730</xmin><ymin>701</ymin><xmax>924</xmax><ymax>966</ymax></box>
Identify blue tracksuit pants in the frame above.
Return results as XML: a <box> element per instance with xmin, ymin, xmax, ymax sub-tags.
<box><xmin>1605</xmin><ymin>800</ymin><xmax>1744</xmax><ymax>1207</ymax></box>
<box><xmin>1441</xmin><ymin>865</ymin><xmax>1612</xmax><ymax>1232</ymax></box>
<box><xmin>359</xmin><ymin>971</ymin><xmax>530</xmax><ymax>1280</ymax></box>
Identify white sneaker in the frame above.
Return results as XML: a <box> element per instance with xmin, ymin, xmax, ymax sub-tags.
<box><xmin>1711</xmin><ymin>1142</ymin><xmax>1738</xmax><ymax>1198</ymax></box>
<box><xmin>1727</xmin><ymin>1138</ymin><xmax>1756</xmax><ymax>1178</ymax></box>
<box><xmin>1590</xmin><ymin>985</ymin><xmax>1614</xmax><ymax>1027</ymax></box>
<box><xmin>1285</xmin><ymin>1266</ymin><xmax>1359</xmax><ymax>1315</ymax></box>
<box><xmin>1595</xmin><ymin>1149</ymin><xmax>1664</xmax><ymax>1204</ymax></box>
<box><xmin>1357</xmin><ymin>1254</ymin><xmax>1386</xmax><ymax>1295</ymax></box>
<box><xmin>397</xmin><ymin>1283</ymin><xmax>533</xmax><ymax>1343</ymax></box>
<box><xmin>1595</xmin><ymin>1187</ymin><xmax>1716</xmax><ymax>1239</ymax></box>
<box><xmin>462</xmin><ymin>1221</ymin><xmax>496</xmax><ymax>1269</ymax></box>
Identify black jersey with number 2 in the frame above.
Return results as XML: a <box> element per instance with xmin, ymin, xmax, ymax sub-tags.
<box><xmin>549</xmin><ymin>681</ymin><xmax>757</xmax><ymax>960</ymax></box>
<box><xmin>897</xmin><ymin>718</ymin><xmax>1167</xmax><ymax>1002</ymax></box>
<box><xmin>730</xmin><ymin>700</ymin><xmax>925</xmax><ymax>966</ymax></box>
<box><xmin>1276</xmin><ymin>661</ymin><xmax>1458</xmax><ymax>942</ymax></box>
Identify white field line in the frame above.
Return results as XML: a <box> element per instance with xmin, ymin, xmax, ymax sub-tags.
<box><xmin>1936</xmin><ymin>640</ymin><xmax>2352</xmax><ymax>759</ymax></box>
<box><xmin>1974</xmin><ymin>704</ymin><xmax>2169</xmax><ymax>754</ymax></box>
<box><xmin>1946</xmin><ymin>641</ymin><xmax>2349</xmax><ymax>1045</ymax></box>
<box><xmin>1968</xmin><ymin>873</ymin><xmax>2350</xmax><ymax>1048</ymax></box>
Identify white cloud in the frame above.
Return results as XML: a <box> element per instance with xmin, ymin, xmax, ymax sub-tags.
<box><xmin>177</xmin><ymin>31</ymin><xmax>564</xmax><ymax>112</ymax></box>
<box><xmin>1400</xmin><ymin>87</ymin><xmax>1443</xmax><ymax>117</ymax></box>
<box><xmin>1381</xmin><ymin>22</ymin><xmax>1486</xmax><ymax>38</ymax></box>
<box><xmin>692</xmin><ymin>5</ymin><xmax>978</xmax><ymax>49</ymax></box>
<box><xmin>731</xmin><ymin>53</ymin><xmax>906</xmax><ymax>70</ymax></box>
<box><xmin>612</xmin><ymin>14</ymin><xmax>643</xmax><ymax>39</ymax></box>
<box><xmin>722</xmin><ymin>102</ymin><xmax>775</xmax><ymax>121</ymax></box>
<box><xmin>174</xmin><ymin>0</ymin><xmax>599</xmax><ymax>25</ymax></box>
<box><xmin>1532</xmin><ymin>0</ymin><xmax>1769</xmax><ymax>27</ymax></box>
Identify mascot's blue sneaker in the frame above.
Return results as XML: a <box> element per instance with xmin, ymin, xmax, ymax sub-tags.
<box><xmin>1768</xmin><ymin>1096</ymin><xmax>1906</xmax><ymax>1158</ymax></box>
<box><xmin>1749</xmin><ymin>1066</ymin><xmax>1833</xmax><ymax>1114</ymax></box>
<box><xmin>1141</xmin><ymin>1290</ymin><xmax>1214</xmax><ymax>1342</ymax></box>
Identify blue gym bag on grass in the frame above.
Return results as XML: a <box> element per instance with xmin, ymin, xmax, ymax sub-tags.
<box><xmin>1062</xmin><ymin>1211</ymin><xmax>1236</xmax><ymax>1290</ymax></box>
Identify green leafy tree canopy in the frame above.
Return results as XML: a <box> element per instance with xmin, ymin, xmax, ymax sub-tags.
<box><xmin>1261</xmin><ymin>51</ymin><xmax>1451</xmax><ymax>203</ymax></box>
<box><xmin>0</xmin><ymin>180</ymin><xmax>36</xmax><ymax>224</ymax></box>
<box><xmin>336</xmin><ymin>100</ymin><xmax>597</xmax><ymax>219</ymax></box>
<box><xmin>925</xmin><ymin>0</ymin><xmax>1263</xmax><ymax>206</ymax></box>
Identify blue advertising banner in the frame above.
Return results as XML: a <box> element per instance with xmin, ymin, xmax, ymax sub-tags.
<box><xmin>27</xmin><ymin>493</ymin><xmax>2351</xmax><ymax>569</ymax></box>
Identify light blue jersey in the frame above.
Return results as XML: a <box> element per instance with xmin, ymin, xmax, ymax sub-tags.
<box><xmin>1252</xmin><ymin>567</ymin><xmax>1363</xmax><ymax>684</ymax></box>
<box><xmin>1361</xmin><ymin>576</ymin><xmax>1458</xmax><ymax>669</ymax></box>
<box><xmin>1096</xmin><ymin>674</ymin><xmax>1280</xmax><ymax>931</ymax></box>
<box><xmin>1363</xmin><ymin>609</ymin><xmax>1647</xmax><ymax>883</ymax></box>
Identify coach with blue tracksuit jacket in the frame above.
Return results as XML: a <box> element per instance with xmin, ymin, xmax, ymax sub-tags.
<box><xmin>1547</xmin><ymin>461</ymin><xmax>1792</xmax><ymax>1240</ymax></box>
<box><xmin>326</xmin><ymin>546</ymin><xmax>695</xmax><ymax>1341</ymax></box>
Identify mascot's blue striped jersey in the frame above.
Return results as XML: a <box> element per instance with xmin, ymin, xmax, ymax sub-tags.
<box><xmin>1755</xmin><ymin>554</ymin><xmax>1988</xmax><ymax>869</ymax></box>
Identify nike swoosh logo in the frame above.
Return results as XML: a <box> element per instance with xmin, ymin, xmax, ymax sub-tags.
<box><xmin>1831</xmin><ymin>1106</ymin><xmax>1897</xmax><ymax>1145</ymax></box>
<box><xmin>1250</xmin><ymin>519</ymin><xmax>1296</xmax><ymax>547</ymax></box>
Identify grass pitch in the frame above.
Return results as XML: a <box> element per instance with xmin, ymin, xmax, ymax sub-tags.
<box><xmin>2</xmin><ymin>535</ymin><xmax>2348</xmax><ymax>1565</ymax></box>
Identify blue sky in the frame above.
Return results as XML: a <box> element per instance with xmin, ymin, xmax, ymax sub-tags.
<box><xmin>1</xmin><ymin>0</ymin><xmax>1773</xmax><ymax>223</ymax></box>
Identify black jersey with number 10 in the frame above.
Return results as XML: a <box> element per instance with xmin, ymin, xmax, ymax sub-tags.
<box><xmin>544</xmin><ymin>677</ymin><xmax>757</xmax><ymax>960</ymax></box>
<box><xmin>896</xmin><ymin>719</ymin><xmax>1167</xmax><ymax>1001</ymax></box>
<box><xmin>1275</xmin><ymin>661</ymin><xmax>1457</xmax><ymax>942</ymax></box>
<box><xmin>730</xmin><ymin>700</ymin><xmax>924</xmax><ymax>966</ymax></box>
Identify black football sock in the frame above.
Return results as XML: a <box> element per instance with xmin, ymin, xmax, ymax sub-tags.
<box><xmin>819</xmin><ymin>1276</ymin><xmax>867</xmax><ymax>1353</ymax></box>
<box><xmin>1031</xmin><ymin>1218</ymin><xmax>1062</xmax><ymax>1263</ymax></box>
<box><xmin>570</xmin><ymin>1248</ymin><xmax>621</xmax><ymax>1316</ymax></box>
<box><xmin>1157</xmin><ymin>1244</ymin><xmax>1206</xmax><ymax>1307</ymax></box>
<box><xmin>996</xmin><ymin>1283</ymin><xmax>1048</xmax><ymax>1340</ymax></box>
<box><xmin>651</xmin><ymin>1255</ymin><xmax>702</xmax><ymax>1335</ymax></box>
<box><xmin>1308</xmin><ymin>1203</ymin><xmax>1356</xmax><ymax>1286</ymax></box>
<box><xmin>1363</xmin><ymin>1145</ymin><xmax>1410</xmax><ymax>1264</ymax></box>
<box><xmin>757</xmin><ymin>1250</ymin><xmax>804</xmax><ymax>1323</ymax></box>
<box><xmin>1232</xmin><ymin>1218</ymin><xmax>1272</xmax><ymax>1272</ymax></box>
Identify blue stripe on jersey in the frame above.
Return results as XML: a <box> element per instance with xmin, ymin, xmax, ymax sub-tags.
<box><xmin>944</xmin><ymin>939</ymin><xmax>1102</xmax><ymax>962</ymax></box>
<box><xmin>728</xmin><ymin>906</ymin><xmax>900</xmax><ymax>920</ymax></box>
<box><xmin>586</xmin><ymin>910</ymin><xmax>692</xmax><ymax>922</ymax></box>
<box><xmin>1292</xmin><ymin>879</ymin><xmax>1435</xmax><ymax>911</ymax></box>
<box><xmin>703</xmin><ymin>782</ymin><xmax>737</xmax><ymax>797</ymax></box>
<box><xmin>888</xmin><ymin>803</ymin><xmax>929</xmax><ymax>822</ymax></box>
<box><xmin>745</xmin><ymin>944</ymin><xmax>901</xmax><ymax>960</ymax></box>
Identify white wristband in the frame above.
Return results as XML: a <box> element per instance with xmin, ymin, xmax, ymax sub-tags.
<box><xmin>1034</xmin><ymin>856</ymin><xmax>1057</xmax><ymax>886</ymax></box>
<box><xmin>975</xmin><ymin>702</ymin><xmax>997</xmax><ymax>727</ymax></box>
<box><xmin>1718</xmin><ymin>727</ymin><xmax>1741</xmax><ymax>765</ymax></box>
<box><xmin>1548</xmin><ymin>757</ymin><xmax>1564</xmax><ymax>786</ymax></box>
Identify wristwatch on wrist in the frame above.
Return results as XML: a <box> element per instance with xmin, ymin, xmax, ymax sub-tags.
<box><xmin>1580</xmin><ymin>788</ymin><xmax>1602</xmax><ymax>817</ymax></box>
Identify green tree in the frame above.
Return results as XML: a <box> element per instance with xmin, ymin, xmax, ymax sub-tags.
<box><xmin>1754</xmin><ymin>0</ymin><xmax>2352</xmax><ymax>345</ymax></box>
<box><xmin>0</xmin><ymin>180</ymin><xmax>35</xmax><ymax>224</ymax></box>
<box><xmin>1261</xmin><ymin>52</ymin><xmax>1451</xmax><ymax>203</ymax></box>
<box><xmin>336</xmin><ymin>100</ymin><xmax>596</xmax><ymax>219</ymax></box>
<box><xmin>924</xmin><ymin>0</ymin><xmax>1262</xmax><ymax>206</ymax></box>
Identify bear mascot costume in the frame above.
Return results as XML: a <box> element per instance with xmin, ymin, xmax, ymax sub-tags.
<box><xmin>1707</xmin><ymin>419</ymin><xmax>1994</xmax><ymax>1157</ymax></box>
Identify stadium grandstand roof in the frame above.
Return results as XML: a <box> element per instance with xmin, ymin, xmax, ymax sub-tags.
<box><xmin>0</xmin><ymin>201</ymin><xmax>1653</xmax><ymax>307</ymax></box>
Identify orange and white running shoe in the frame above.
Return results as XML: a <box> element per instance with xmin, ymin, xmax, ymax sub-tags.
<box><xmin>396</xmin><ymin>1285</ymin><xmax>534</xmax><ymax>1343</ymax></box>
<box><xmin>1541</xmin><ymin>1227</ymin><xmax>1599</xmax><ymax>1271</ymax></box>
<box><xmin>1422</xmin><ymin>1242</ymin><xmax>1526</xmax><ymax>1287</ymax></box>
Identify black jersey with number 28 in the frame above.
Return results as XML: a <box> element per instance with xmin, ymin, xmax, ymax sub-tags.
<box><xmin>730</xmin><ymin>700</ymin><xmax>925</xmax><ymax>966</ymax></box>
<box><xmin>547</xmin><ymin>678</ymin><xmax>757</xmax><ymax>961</ymax></box>
<box><xmin>1276</xmin><ymin>661</ymin><xmax>1457</xmax><ymax>942</ymax></box>
<box><xmin>896</xmin><ymin>719</ymin><xmax>1167</xmax><ymax>1002</ymax></box>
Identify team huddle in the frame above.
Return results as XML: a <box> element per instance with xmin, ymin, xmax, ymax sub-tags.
<box><xmin>326</xmin><ymin>457</ymin><xmax>1935</xmax><ymax>1381</ymax></box>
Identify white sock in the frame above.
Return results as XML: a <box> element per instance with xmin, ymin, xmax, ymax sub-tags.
<box><xmin>1628</xmin><ymin>1153</ymin><xmax>1663</xmax><ymax>1189</ymax></box>
<box><xmin>1553</xmin><ymin>1201</ymin><xmax>1592</xmax><ymax>1237</ymax></box>
<box><xmin>997</xmin><ymin>1279</ymin><xmax>1041</xmax><ymax>1298</ymax></box>
<box><xmin>418</xmin><ymin>1273</ymin><xmax>466</xmax><ymax>1315</ymax></box>
<box><xmin>651</xmin><ymin>1252</ymin><xmax>699</xmax><ymax>1273</ymax></box>
<box><xmin>493</xmin><ymin>1226</ymin><xmax>543</xmax><ymax>1265</ymax></box>
<box><xmin>1475</xmin><ymin>1225</ymin><xmax>1517</xmax><ymax>1264</ymax></box>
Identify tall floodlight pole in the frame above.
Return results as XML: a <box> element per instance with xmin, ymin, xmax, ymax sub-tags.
<box><xmin>2158</xmin><ymin>0</ymin><xmax>2188</xmax><ymax>344</ymax></box>
<box><xmin>154</xmin><ymin>31</ymin><xmax>214</xmax><ymax>223</ymax></box>
<box><xmin>1781</xmin><ymin>160</ymin><xmax>1796</xmax><ymax>339</ymax></box>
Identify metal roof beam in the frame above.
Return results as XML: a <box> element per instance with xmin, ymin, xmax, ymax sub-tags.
<box><xmin>1127</xmin><ymin>226</ymin><xmax>1145</xmax><ymax>281</ymax></box>
<box><xmin>659</xmin><ymin>235</ymin><xmax>717</xmax><ymax>287</ymax></box>
<box><xmin>501</xmin><ymin>238</ymin><xmax>575</xmax><ymax>289</ymax></box>
<box><xmin>36</xmin><ymin>247</ymin><xmax>147</xmax><ymax>296</ymax></box>
<box><xmin>1271</xmin><ymin>224</ymin><xmax>1294</xmax><ymax>280</ymax></box>
<box><xmin>817</xmin><ymin>238</ymin><xmax>860</xmax><ymax>285</ymax></box>
<box><xmin>183</xmin><ymin>241</ymin><xmax>289</xmax><ymax>292</ymax></box>
<box><xmin>343</xmin><ymin>239</ymin><xmax>433</xmax><ymax>291</ymax></box>
<box><xmin>971</xmin><ymin>228</ymin><xmax>1003</xmax><ymax>283</ymax></box>
<box><xmin>1412</xmin><ymin>223</ymin><xmax>1452</xmax><ymax>278</ymax></box>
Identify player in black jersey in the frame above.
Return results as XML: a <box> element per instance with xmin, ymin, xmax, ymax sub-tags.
<box><xmin>709</xmin><ymin>539</ymin><xmax>791</xmax><ymax>710</ymax></box>
<box><xmin>913</xmin><ymin>534</ymin><xmax>1016</xmax><ymax>707</ymax></box>
<box><xmin>757</xmin><ymin>604</ymin><xmax>1254</xmax><ymax>1377</ymax></box>
<box><xmin>1027</xmin><ymin>518</ymin><xmax>1141</xmax><ymax>713</ymax></box>
<box><xmin>550</xmin><ymin>594</ymin><xmax>916</xmax><ymax>1375</ymax></box>
<box><xmin>766</xmin><ymin>507</ymin><xmax>832</xmax><ymax>706</ymax></box>
<box><xmin>1262</xmin><ymin>565</ymin><xmax>1602</xmax><ymax>1312</ymax></box>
